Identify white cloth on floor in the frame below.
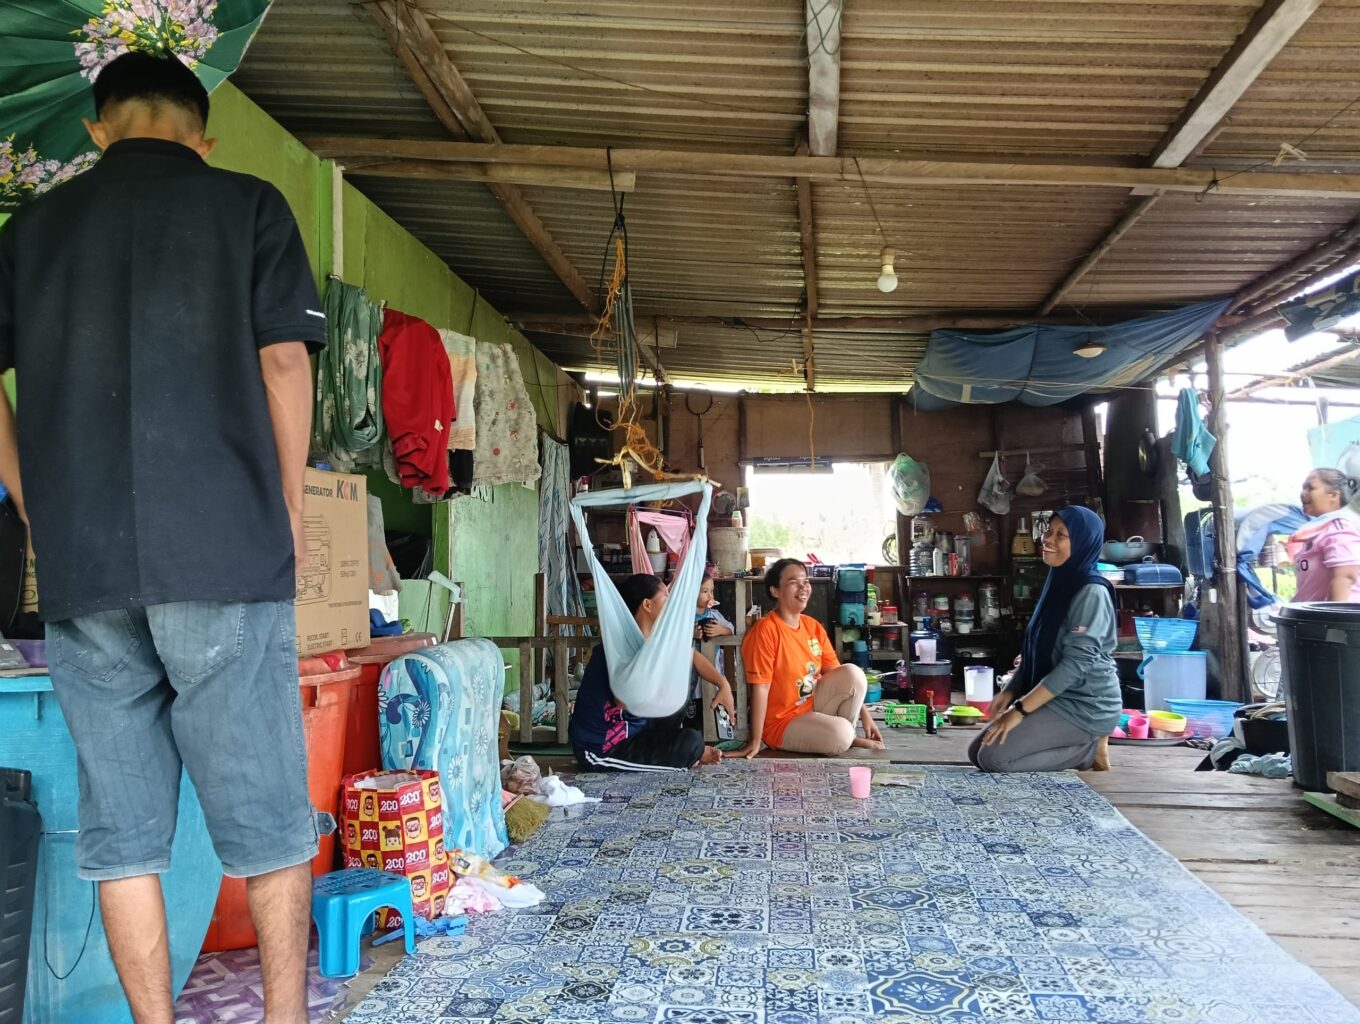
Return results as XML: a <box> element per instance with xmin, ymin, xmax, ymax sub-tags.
<box><xmin>446</xmin><ymin>876</ymin><xmax>546</xmax><ymax>914</ymax></box>
<box><xmin>531</xmin><ymin>776</ymin><xmax>601</xmax><ymax>808</ymax></box>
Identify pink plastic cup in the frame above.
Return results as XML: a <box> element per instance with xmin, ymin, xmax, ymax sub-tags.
<box><xmin>1128</xmin><ymin>715</ymin><xmax>1149</xmax><ymax>740</ymax></box>
<box><xmin>849</xmin><ymin>766</ymin><xmax>872</xmax><ymax>799</ymax></box>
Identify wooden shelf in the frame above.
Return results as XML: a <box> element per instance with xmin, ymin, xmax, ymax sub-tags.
<box><xmin>1115</xmin><ymin>583</ymin><xmax>1185</xmax><ymax>591</ymax></box>
<box><xmin>908</xmin><ymin>571</ymin><xmax>1006</xmax><ymax>579</ymax></box>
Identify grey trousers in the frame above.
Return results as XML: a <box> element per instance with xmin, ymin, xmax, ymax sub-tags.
<box><xmin>967</xmin><ymin>704</ymin><xmax>1102</xmax><ymax>773</ymax></box>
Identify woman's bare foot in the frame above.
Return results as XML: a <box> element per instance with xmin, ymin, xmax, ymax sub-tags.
<box><xmin>1088</xmin><ymin>736</ymin><xmax>1111</xmax><ymax>772</ymax></box>
<box><xmin>850</xmin><ymin>736</ymin><xmax>886</xmax><ymax>751</ymax></box>
<box><xmin>698</xmin><ymin>746</ymin><xmax>722</xmax><ymax>766</ymax></box>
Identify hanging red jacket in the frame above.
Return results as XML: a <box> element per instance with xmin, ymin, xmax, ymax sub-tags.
<box><xmin>378</xmin><ymin>308</ymin><xmax>454</xmax><ymax>495</ymax></box>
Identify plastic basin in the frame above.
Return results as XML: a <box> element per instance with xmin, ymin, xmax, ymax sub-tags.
<box><xmin>1</xmin><ymin>678</ymin><xmax>219</xmax><ymax>1024</ymax></box>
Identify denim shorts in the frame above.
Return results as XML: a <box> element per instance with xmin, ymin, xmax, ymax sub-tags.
<box><xmin>47</xmin><ymin>600</ymin><xmax>319</xmax><ymax>881</ymax></box>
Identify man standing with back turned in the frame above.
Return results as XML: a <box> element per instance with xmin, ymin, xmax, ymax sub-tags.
<box><xmin>0</xmin><ymin>53</ymin><xmax>322</xmax><ymax>1024</ymax></box>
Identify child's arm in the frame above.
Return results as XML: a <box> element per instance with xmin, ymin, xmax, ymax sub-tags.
<box><xmin>692</xmin><ymin>650</ymin><xmax>735</xmax><ymax>715</ymax></box>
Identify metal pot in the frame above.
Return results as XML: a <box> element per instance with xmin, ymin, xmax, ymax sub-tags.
<box><xmin>1101</xmin><ymin>536</ymin><xmax>1157</xmax><ymax>564</ymax></box>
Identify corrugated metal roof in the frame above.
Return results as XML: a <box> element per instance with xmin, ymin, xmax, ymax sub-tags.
<box><xmin>231</xmin><ymin>0</ymin><xmax>448</xmax><ymax>139</ymax></box>
<box><xmin>232</xmin><ymin>0</ymin><xmax>1360</xmax><ymax>391</ymax></box>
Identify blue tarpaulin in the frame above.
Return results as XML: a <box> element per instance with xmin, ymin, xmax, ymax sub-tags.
<box><xmin>910</xmin><ymin>299</ymin><xmax>1231</xmax><ymax>409</ymax></box>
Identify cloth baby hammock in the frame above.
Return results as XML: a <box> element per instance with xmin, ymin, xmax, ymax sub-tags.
<box><xmin>570</xmin><ymin>481</ymin><xmax>713</xmax><ymax>719</ymax></box>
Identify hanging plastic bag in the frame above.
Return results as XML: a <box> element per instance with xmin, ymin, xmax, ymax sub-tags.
<box><xmin>891</xmin><ymin>453</ymin><xmax>931</xmax><ymax>516</ymax></box>
<box><xmin>1015</xmin><ymin>455</ymin><xmax>1047</xmax><ymax>497</ymax></box>
<box><xmin>977</xmin><ymin>455</ymin><xmax>1011</xmax><ymax>515</ymax></box>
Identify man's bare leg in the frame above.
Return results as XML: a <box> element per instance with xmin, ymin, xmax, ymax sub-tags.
<box><xmin>100</xmin><ymin>875</ymin><xmax>174</xmax><ymax>1024</ymax></box>
<box><xmin>246</xmin><ymin>862</ymin><xmax>313</xmax><ymax>1024</ymax></box>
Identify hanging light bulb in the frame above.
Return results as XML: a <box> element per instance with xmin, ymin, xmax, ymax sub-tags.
<box><xmin>876</xmin><ymin>246</ymin><xmax>898</xmax><ymax>293</ymax></box>
<box><xmin>1073</xmin><ymin>335</ymin><xmax>1106</xmax><ymax>359</ymax></box>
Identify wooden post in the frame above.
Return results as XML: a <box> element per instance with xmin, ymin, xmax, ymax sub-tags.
<box><xmin>1205</xmin><ymin>332</ymin><xmax>1248</xmax><ymax>703</ymax></box>
<box><xmin>553</xmin><ymin>637</ymin><xmax>570</xmax><ymax>745</ymax></box>
<box><xmin>518</xmin><ymin>640</ymin><xmax>534</xmax><ymax>744</ymax></box>
<box><xmin>533</xmin><ymin>572</ymin><xmax>546</xmax><ymax>700</ymax></box>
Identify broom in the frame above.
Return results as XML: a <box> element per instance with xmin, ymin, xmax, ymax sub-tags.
<box><xmin>503</xmin><ymin>793</ymin><xmax>550</xmax><ymax>843</ymax></box>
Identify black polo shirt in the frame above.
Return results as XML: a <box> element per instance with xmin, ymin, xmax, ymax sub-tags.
<box><xmin>0</xmin><ymin>138</ymin><xmax>327</xmax><ymax>621</ymax></box>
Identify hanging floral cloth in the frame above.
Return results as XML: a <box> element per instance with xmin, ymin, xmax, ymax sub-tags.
<box><xmin>0</xmin><ymin>0</ymin><xmax>273</xmax><ymax>210</ymax></box>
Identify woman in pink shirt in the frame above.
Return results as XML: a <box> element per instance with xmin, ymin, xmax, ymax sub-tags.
<box><xmin>1288</xmin><ymin>468</ymin><xmax>1360</xmax><ymax>602</ymax></box>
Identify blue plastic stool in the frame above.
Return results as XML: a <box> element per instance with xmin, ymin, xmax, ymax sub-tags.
<box><xmin>311</xmin><ymin>869</ymin><xmax>415</xmax><ymax>977</ymax></box>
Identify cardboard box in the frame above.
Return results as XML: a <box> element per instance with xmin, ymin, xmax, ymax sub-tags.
<box><xmin>296</xmin><ymin>468</ymin><xmax>370</xmax><ymax>655</ymax></box>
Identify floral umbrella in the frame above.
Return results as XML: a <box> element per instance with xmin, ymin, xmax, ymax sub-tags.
<box><xmin>0</xmin><ymin>0</ymin><xmax>272</xmax><ymax>209</ymax></box>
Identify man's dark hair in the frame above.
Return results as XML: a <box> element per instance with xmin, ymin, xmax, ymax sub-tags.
<box><xmin>618</xmin><ymin>574</ymin><xmax>665</xmax><ymax>618</ymax></box>
<box><xmin>764</xmin><ymin>558</ymin><xmax>807</xmax><ymax>600</ymax></box>
<box><xmin>93</xmin><ymin>52</ymin><xmax>210</xmax><ymax>127</ymax></box>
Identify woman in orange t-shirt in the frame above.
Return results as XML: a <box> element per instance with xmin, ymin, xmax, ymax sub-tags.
<box><xmin>731</xmin><ymin>559</ymin><xmax>884</xmax><ymax>758</ymax></box>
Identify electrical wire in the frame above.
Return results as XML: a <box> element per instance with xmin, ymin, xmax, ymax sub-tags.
<box><xmin>853</xmin><ymin>157</ymin><xmax>891</xmax><ymax>248</ymax></box>
<box><xmin>800</xmin><ymin>0</ymin><xmax>843</xmax><ymax>60</ymax></box>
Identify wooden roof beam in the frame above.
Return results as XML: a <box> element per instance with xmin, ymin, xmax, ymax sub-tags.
<box><xmin>795</xmin><ymin>138</ymin><xmax>820</xmax><ymax>391</ymax></box>
<box><xmin>344</xmin><ymin>159</ymin><xmax>636</xmax><ymax>192</ymax></box>
<box><xmin>1151</xmin><ymin>0</ymin><xmax>1324</xmax><ymax>169</ymax></box>
<box><xmin>512</xmin><ymin>311</ymin><xmax>1144</xmax><ymax>337</ymax></box>
<box><xmin>1037</xmin><ymin>0</ymin><xmax>1321</xmax><ymax>315</ymax></box>
<box><xmin>805</xmin><ymin>0</ymin><xmax>842</xmax><ymax>157</ymax></box>
<box><xmin>301</xmin><ymin>137</ymin><xmax>1360</xmax><ymax>198</ymax></box>
<box><xmin>364</xmin><ymin>0</ymin><xmax>598</xmax><ymax>314</ymax></box>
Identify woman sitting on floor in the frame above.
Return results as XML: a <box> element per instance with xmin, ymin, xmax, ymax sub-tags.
<box><xmin>730</xmin><ymin>558</ymin><xmax>884</xmax><ymax>759</ymax></box>
<box><xmin>569</xmin><ymin>573</ymin><xmax>735</xmax><ymax>772</ymax></box>
<box><xmin>971</xmin><ymin>506</ymin><xmax>1121</xmax><ymax>773</ymax></box>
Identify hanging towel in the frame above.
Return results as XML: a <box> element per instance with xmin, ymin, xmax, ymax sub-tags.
<box><xmin>1172</xmin><ymin>387</ymin><xmax>1216</xmax><ymax>477</ymax></box>
<box><xmin>314</xmin><ymin>279</ymin><xmax>385</xmax><ymax>471</ymax></box>
<box><xmin>367</xmin><ymin>494</ymin><xmax>401</xmax><ymax>595</ymax></box>
<box><xmin>471</xmin><ymin>343</ymin><xmax>541</xmax><ymax>488</ymax></box>
<box><xmin>538</xmin><ymin>436</ymin><xmax>586</xmax><ymax>623</ymax></box>
<box><xmin>379</xmin><ymin>308</ymin><xmax>455</xmax><ymax>495</ymax></box>
<box><xmin>629</xmin><ymin>508</ymin><xmax>693</xmax><ymax>575</ymax></box>
<box><xmin>571</xmin><ymin>481</ymin><xmax>713</xmax><ymax>719</ymax></box>
<box><xmin>439</xmin><ymin>329</ymin><xmax>478</xmax><ymax>451</ymax></box>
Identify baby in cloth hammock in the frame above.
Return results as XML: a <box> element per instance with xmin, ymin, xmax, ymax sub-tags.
<box><xmin>570</xmin><ymin>574</ymin><xmax>736</xmax><ymax>772</ymax></box>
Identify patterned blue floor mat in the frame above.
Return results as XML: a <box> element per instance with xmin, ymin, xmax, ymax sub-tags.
<box><xmin>343</xmin><ymin>761</ymin><xmax>1360</xmax><ymax>1024</ymax></box>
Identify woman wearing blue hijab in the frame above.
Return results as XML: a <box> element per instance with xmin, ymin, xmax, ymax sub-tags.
<box><xmin>968</xmin><ymin>506</ymin><xmax>1122</xmax><ymax>773</ymax></box>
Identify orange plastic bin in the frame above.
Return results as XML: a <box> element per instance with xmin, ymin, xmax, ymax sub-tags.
<box><xmin>201</xmin><ymin>658</ymin><xmax>361</xmax><ymax>952</ymax></box>
<box><xmin>343</xmin><ymin>633</ymin><xmax>438</xmax><ymax>780</ymax></box>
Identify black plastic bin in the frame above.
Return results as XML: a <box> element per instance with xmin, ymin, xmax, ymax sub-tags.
<box><xmin>0</xmin><ymin>768</ymin><xmax>40</xmax><ymax>1024</ymax></box>
<box><xmin>1276</xmin><ymin>603</ymin><xmax>1360</xmax><ymax>791</ymax></box>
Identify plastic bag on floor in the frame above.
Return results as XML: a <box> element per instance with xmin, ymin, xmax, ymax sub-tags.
<box><xmin>531</xmin><ymin>776</ymin><xmax>601</xmax><ymax>808</ymax></box>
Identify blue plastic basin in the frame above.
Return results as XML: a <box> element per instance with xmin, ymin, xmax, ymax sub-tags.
<box><xmin>0</xmin><ymin>677</ymin><xmax>220</xmax><ymax>1024</ymax></box>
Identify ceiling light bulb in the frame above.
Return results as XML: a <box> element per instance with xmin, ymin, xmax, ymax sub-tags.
<box><xmin>1074</xmin><ymin>339</ymin><xmax>1106</xmax><ymax>359</ymax></box>
<box><xmin>876</xmin><ymin>246</ymin><xmax>898</xmax><ymax>293</ymax></box>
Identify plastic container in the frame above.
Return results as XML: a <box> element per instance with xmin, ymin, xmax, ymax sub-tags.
<box><xmin>848</xmin><ymin>766</ymin><xmax>871</xmax><ymax>799</ymax></box>
<box><xmin>911</xmin><ymin>661</ymin><xmax>952</xmax><ymax>711</ymax></box>
<box><xmin>1276</xmin><ymin>602</ymin><xmax>1360</xmax><ymax>790</ymax></box>
<box><xmin>11</xmin><ymin>639</ymin><xmax>45</xmax><ymax>668</ymax></box>
<box><xmin>1148</xmin><ymin>710</ymin><xmax>1187</xmax><ymax>736</ymax></box>
<box><xmin>1127</xmin><ymin>715</ymin><xmax>1149</xmax><ymax>740</ymax></box>
<box><xmin>1138</xmin><ymin>651</ymin><xmax>1207</xmax><ymax>712</ymax></box>
<box><xmin>884</xmin><ymin>703</ymin><xmax>927</xmax><ymax>728</ymax></box>
<box><xmin>963</xmin><ymin>665</ymin><xmax>995</xmax><ymax>706</ymax></box>
<box><xmin>203</xmin><ymin>664</ymin><xmax>360</xmax><ymax>952</ymax></box>
<box><xmin>851</xmin><ymin>640</ymin><xmax>870</xmax><ymax>671</ymax></box>
<box><xmin>345</xmin><ymin>634</ymin><xmax>438</xmax><ymax>780</ymax></box>
<box><xmin>1166</xmin><ymin>698</ymin><xmax>1244</xmax><ymax>739</ymax></box>
<box><xmin>1</xmin><ymin>768</ymin><xmax>40</xmax><ymax>1024</ymax></box>
<box><xmin>1134</xmin><ymin>617</ymin><xmax>1199</xmax><ymax>653</ymax></box>
<box><xmin>2</xmin><ymin>678</ymin><xmax>219</xmax><ymax>1023</ymax></box>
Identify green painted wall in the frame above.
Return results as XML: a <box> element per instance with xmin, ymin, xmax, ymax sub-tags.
<box><xmin>201</xmin><ymin>83</ymin><xmax>565</xmax><ymax>670</ymax></box>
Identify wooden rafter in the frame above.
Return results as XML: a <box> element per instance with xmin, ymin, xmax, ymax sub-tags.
<box><xmin>302</xmin><ymin>137</ymin><xmax>1360</xmax><ymax>198</ymax></box>
<box><xmin>513</xmin><ymin>311</ymin><xmax>1139</xmax><ymax>337</ymax></box>
<box><xmin>795</xmin><ymin>139</ymin><xmax>820</xmax><ymax>391</ymax></box>
<box><xmin>345</xmin><ymin>160</ymin><xmax>636</xmax><ymax>192</ymax></box>
<box><xmin>364</xmin><ymin>0</ymin><xmax>598</xmax><ymax>313</ymax></box>
<box><xmin>1227</xmin><ymin>344</ymin><xmax>1360</xmax><ymax>398</ymax></box>
<box><xmin>805</xmin><ymin>0</ymin><xmax>842</xmax><ymax>157</ymax></box>
<box><xmin>1038</xmin><ymin>0</ymin><xmax>1322</xmax><ymax>314</ymax></box>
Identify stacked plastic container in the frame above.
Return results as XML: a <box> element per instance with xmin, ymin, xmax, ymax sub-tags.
<box><xmin>835</xmin><ymin>564</ymin><xmax>868</xmax><ymax>627</ymax></box>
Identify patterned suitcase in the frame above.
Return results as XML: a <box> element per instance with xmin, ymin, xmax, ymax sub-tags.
<box><xmin>378</xmin><ymin>639</ymin><xmax>509</xmax><ymax>859</ymax></box>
